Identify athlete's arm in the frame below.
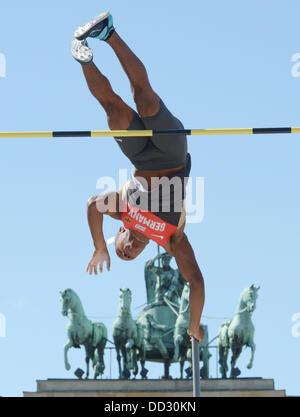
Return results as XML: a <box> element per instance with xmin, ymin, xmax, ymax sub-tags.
<box><xmin>165</xmin><ymin>230</ymin><xmax>205</xmax><ymax>343</ymax></box>
<box><xmin>86</xmin><ymin>192</ymin><xmax>121</xmax><ymax>275</ymax></box>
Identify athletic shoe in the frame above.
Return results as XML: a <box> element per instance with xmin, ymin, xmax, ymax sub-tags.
<box><xmin>74</xmin><ymin>12</ymin><xmax>115</xmax><ymax>41</ymax></box>
<box><xmin>71</xmin><ymin>38</ymin><xmax>93</xmax><ymax>65</ymax></box>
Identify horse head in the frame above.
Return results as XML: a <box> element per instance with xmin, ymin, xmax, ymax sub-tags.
<box><xmin>240</xmin><ymin>284</ymin><xmax>260</xmax><ymax>313</ymax></box>
<box><xmin>60</xmin><ymin>288</ymin><xmax>77</xmax><ymax>316</ymax></box>
<box><xmin>119</xmin><ymin>288</ymin><xmax>132</xmax><ymax>314</ymax></box>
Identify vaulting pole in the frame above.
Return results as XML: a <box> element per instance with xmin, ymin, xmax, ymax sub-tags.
<box><xmin>192</xmin><ymin>337</ymin><xmax>201</xmax><ymax>397</ymax></box>
<box><xmin>0</xmin><ymin>127</ymin><xmax>300</xmax><ymax>138</ymax></box>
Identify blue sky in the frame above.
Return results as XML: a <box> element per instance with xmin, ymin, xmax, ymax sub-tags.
<box><xmin>0</xmin><ymin>0</ymin><xmax>300</xmax><ymax>396</ymax></box>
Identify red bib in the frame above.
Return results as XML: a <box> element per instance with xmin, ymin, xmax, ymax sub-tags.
<box><xmin>121</xmin><ymin>201</ymin><xmax>177</xmax><ymax>247</ymax></box>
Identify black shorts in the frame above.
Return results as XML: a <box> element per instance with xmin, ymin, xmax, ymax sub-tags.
<box><xmin>114</xmin><ymin>99</ymin><xmax>187</xmax><ymax>170</ymax></box>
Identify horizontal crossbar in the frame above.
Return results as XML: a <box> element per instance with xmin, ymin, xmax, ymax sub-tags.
<box><xmin>0</xmin><ymin>127</ymin><xmax>300</xmax><ymax>138</ymax></box>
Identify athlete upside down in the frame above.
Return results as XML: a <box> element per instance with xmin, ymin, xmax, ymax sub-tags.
<box><xmin>72</xmin><ymin>12</ymin><xmax>205</xmax><ymax>343</ymax></box>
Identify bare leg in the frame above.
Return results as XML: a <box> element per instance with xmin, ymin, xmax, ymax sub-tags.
<box><xmin>81</xmin><ymin>62</ymin><xmax>133</xmax><ymax>130</ymax></box>
<box><xmin>106</xmin><ymin>32</ymin><xmax>160</xmax><ymax>117</ymax></box>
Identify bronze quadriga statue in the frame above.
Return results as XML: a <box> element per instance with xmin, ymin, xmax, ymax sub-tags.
<box><xmin>135</xmin><ymin>252</ymin><xmax>184</xmax><ymax>379</ymax></box>
<box><xmin>134</xmin><ymin>252</ymin><xmax>210</xmax><ymax>380</ymax></box>
<box><xmin>112</xmin><ymin>288</ymin><xmax>147</xmax><ymax>380</ymax></box>
<box><xmin>60</xmin><ymin>289</ymin><xmax>108</xmax><ymax>379</ymax></box>
<box><xmin>218</xmin><ymin>285</ymin><xmax>260</xmax><ymax>379</ymax></box>
<box><xmin>173</xmin><ymin>282</ymin><xmax>210</xmax><ymax>379</ymax></box>
<box><xmin>60</xmin><ymin>252</ymin><xmax>211</xmax><ymax>381</ymax></box>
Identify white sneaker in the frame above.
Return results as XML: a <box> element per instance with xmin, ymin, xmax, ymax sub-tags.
<box><xmin>71</xmin><ymin>38</ymin><xmax>93</xmax><ymax>65</ymax></box>
<box><xmin>74</xmin><ymin>12</ymin><xmax>115</xmax><ymax>41</ymax></box>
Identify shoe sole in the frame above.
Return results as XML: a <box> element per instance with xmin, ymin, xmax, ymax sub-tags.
<box><xmin>74</xmin><ymin>12</ymin><xmax>110</xmax><ymax>40</ymax></box>
<box><xmin>72</xmin><ymin>39</ymin><xmax>93</xmax><ymax>64</ymax></box>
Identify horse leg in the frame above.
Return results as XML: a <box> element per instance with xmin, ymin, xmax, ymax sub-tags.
<box><xmin>223</xmin><ymin>347</ymin><xmax>229</xmax><ymax>376</ymax></box>
<box><xmin>218</xmin><ymin>346</ymin><xmax>229</xmax><ymax>379</ymax></box>
<box><xmin>138</xmin><ymin>345</ymin><xmax>148</xmax><ymax>380</ymax></box>
<box><xmin>201</xmin><ymin>348</ymin><xmax>210</xmax><ymax>379</ymax></box>
<box><xmin>173</xmin><ymin>335</ymin><xmax>182</xmax><ymax>361</ymax></box>
<box><xmin>180</xmin><ymin>358</ymin><xmax>185</xmax><ymax>379</ymax></box>
<box><xmin>84</xmin><ymin>345</ymin><xmax>93</xmax><ymax>379</ymax></box>
<box><xmin>140</xmin><ymin>359</ymin><xmax>147</xmax><ymax>378</ymax></box>
<box><xmin>230</xmin><ymin>343</ymin><xmax>243</xmax><ymax>378</ymax></box>
<box><xmin>115</xmin><ymin>346</ymin><xmax>122</xmax><ymax>380</ymax></box>
<box><xmin>85</xmin><ymin>357</ymin><xmax>90</xmax><ymax>379</ymax></box>
<box><xmin>173</xmin><ymin>336</ymin><xmax>180</xmax><ymax>362</ymax></box>
<box><xmin>125</xmin><ymin>338</ymin><xmax>134</xmax><ymax>371</ymax></box>
<box><xmin>64</xmin><ymin>340</ymin><xmax>73</xmax><ymax>371</ymax></box>
<box><xmin>94</xmin><ymin>345</ymin><xmax>105</xmax><ymax>378</ymax></box>
<box><xmin>163</xmin><ymin>360</ymin><xmax>171</xmax><ymax>379</ymax></box>
<box><xmin>121</xmin><ymin>345</ymin><xmax>130</xmax><ymax>379</ymax></box>
<box><xmin>178</xmin><ymin>345</ymin><xmax>187</xmax><ymax>379</ymax></box>
<box><xmin>132</xmin><ymin>348</ymin><xmax>138</xmax><ymax>378</ymax></box>
<box><xmin>247</xmin><ymin>339</ymin><xmax>256</xmax><ymax>369</ymax></box>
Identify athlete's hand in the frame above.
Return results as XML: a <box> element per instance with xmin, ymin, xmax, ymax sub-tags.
<box><xmin>86</xmin><ymin>248</ymin><xmax>111</xmax><ymax>275</ymax></box>
<box><xmin>187</xmin><ymin>325</ymin><xmax>205</xmax><ymax>345</ymax></box>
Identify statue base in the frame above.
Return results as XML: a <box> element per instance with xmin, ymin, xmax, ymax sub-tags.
<box><xmin>24</xmin><ymin>378</ymin><xmax>286</xmax><ymax>397</ymax></box>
